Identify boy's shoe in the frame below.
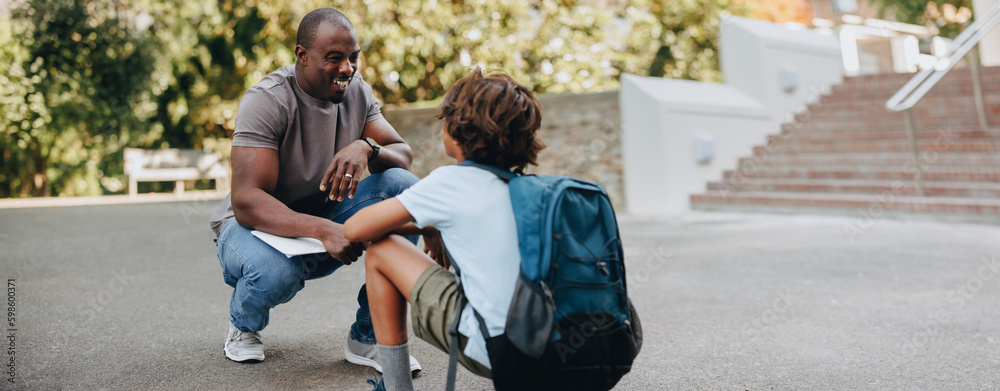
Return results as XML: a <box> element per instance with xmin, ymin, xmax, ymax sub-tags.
<box><xmin>225</xmin><ymin>324</ymin><xmax>265</xmax><ymax>362</ymax></box>
<box><xmin>367</xmin><ymin>376</ymin><xmax>419</xmax><ymax>391</ymax></box>
<box><xmin>345</xmin><ymin>334</ymin><xmax>423</xmax><ymax>375</ymax></box>
<box><xmin>366</xmin><ymin>377</ymin><xmax>387</xmax><ymax>391</ymax></box>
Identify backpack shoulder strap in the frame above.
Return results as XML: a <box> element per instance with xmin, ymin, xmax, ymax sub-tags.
<box><xmin>457</xmin><ymin>161</ymin><xmax>517</xmax><ymax>182</ymax></box>
<box><xmin>444</xmin><ymin>246</ymin><xmax>493</xmax><ymax>391</ymax></box>
<box><xmin>444</xmin><ymin>246</ymin><xmax>463</xmax><ymax>391</ymax></box>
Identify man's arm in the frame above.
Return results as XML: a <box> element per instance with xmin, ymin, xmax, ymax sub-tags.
<box><xmin>363</xmin><ymin>118</ymin><xmax>413</xmax><ymax>173</ymax></box>
<box><xmin>321</xmin><ymin>118</ymin><xmax>413</xmax><ymax>202</ymax></box>
<box><xmin>231</xmin><ymin>146</ymin><xmax>364</xmax><ymax>264</ymax></box>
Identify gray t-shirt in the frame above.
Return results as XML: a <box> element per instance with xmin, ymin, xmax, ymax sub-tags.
<box><xmin>209</xmin><ymin>65</ymin><xmax>384</xmax><ymax>236</ymax></box>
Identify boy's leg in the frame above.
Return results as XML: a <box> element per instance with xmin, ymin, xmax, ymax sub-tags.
<box><xmin>365</xmin><ymin>235</ymin><xmax>436</xmax><ymax>343</ymax></box>
<box><xmin>365</xmin><ymin>235</ymin><xmax>437</xmax><ymax>391</ymax></box>
<box><xmin>319</xmin><ymin>168</ymin><xmax>421</xmax><ymax>372</ymax></box>
<box><xmin>367</xmin><ymin>235</ymin><xmax>493</xmax><ymax>379</ymax></box>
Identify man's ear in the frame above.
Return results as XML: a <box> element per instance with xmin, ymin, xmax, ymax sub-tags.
<box><xmin>294</xmin><ymin>45</ymin><xmax>308</xmax><ymax>65</ymax></box>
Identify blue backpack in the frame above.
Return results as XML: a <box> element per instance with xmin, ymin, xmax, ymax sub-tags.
<box><xmin>446</xmin><ymin>161</ymin><xmax>642</xmax><ymax>391</ymax></box>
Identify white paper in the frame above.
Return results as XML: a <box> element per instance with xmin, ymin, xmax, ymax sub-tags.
<box><xmin>250</xmin><ymin>230</ymin><xmax>326</xmax><ymax>258</ymax></box>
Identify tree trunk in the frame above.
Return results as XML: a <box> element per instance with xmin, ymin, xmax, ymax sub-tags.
<box><xmin>29</xmin><ymin>137</ymin><xmax>48</xmax><ymax>197</ymax></box>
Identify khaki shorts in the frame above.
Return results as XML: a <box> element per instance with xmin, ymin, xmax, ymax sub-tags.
<box><xmin>410</xmin><ymin>265</ymin><xmax>492</xmax><ymax>378</ymax></box>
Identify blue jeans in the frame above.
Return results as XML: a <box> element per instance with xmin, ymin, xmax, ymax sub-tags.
<box><xmin>216</xmin><ymin>168</ymin><xmax>419</xmax><ymax>344</ymax></box>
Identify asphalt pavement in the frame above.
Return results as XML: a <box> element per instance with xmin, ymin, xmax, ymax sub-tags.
<box><xmin>2</xmin><ymin>198</ymin><xmax>999</xmax><ymax>390</ymax></box>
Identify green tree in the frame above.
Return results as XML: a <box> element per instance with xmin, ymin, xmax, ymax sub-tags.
<box><xmin>524</xmin><ymin>0</ymin><xmax>619</xmax><ymax>93</ymax></box>
<box><xmin>867</xmin><ymin>0</ymin><xmax>973</xmax><ymax>38</ymax></box>
<box><xmin>138</xmin><ymin>0</ymin><xmax>305</xmax><ymax>148</ymax></box>
<box><xmin>348</xmin><ymin>0</ymin><xmax>536</xmax><ymax>103</ymax></box>
<box><xmin>621</xmin><ymin>0</ymin><xmax>750</xmax><ymax>82</ymax></box>
<box><xmin>0</xmin><ymin>10</ymin><xmax>34</xmax><ymax>197</ymax></box>
<box><xmin>5</xmin><ymin>0</ymin><xmax>155</xmax><ymax>197</ymax></box>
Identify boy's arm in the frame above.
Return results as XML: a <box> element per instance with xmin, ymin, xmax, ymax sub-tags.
<box><xmin>343</xmin><ymin>198</ymin><xmax>415</xmax><ymax>243</ymax></box>
<box><xmin>390</xmin><ymin>222</ymin><xmax>430</xmax><ymax>237</ymax></box>
<box><xmin>344</xmin><ymin>199</ymin><xmax>449</xmax><ymax>269</ymax></box>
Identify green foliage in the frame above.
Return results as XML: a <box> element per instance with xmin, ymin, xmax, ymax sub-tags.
<box><xmin>139</xmin><ymin>0</ymin><xmax>310</xmax><ymax>149</ymax></box>
<box><xmin>0</xmin><ymin>12</ymin><xmax>32</xmax><ymax>197</ymax></box>
<box><xmin>621</xmin><ymin>0</ymin><xmax>750</xmax><ymax>82</ymax></box>
<box><xmin>347</xmin><ymin>0</ymin><xmax>534</xmax><ymax>102</ymax></box>
<box><xmin>867</xmin><ymin>0</ymin><xmax>973</xmax><ymax>38</ymax></box>
<box><xmin>4</xmin><ymin>0</ymin><xmax>155</xmax><ymax>197</ymax></box>
<box><xmin>2</xmin><ymin>0</ymin><xmax>745</xmax><ymax>198</ymax></box>
<box><xmin>526</xmin><ymin>1</ymin><xmax>618</xmax><ymax>93</ymax></box>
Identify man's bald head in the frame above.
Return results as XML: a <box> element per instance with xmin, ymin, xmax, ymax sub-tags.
<box><xmin>296</xmin><ymin>8</ymin><xmax>356</xmax><ymax>49</ymax></box>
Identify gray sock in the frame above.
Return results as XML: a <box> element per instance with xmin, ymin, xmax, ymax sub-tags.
<box><xmin>377</xmin><ymin>343</ymin><xmax>414</xmax><ymax>391</ymax></box>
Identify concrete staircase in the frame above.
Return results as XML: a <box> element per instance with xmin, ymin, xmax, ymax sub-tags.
<box><xmin>690</xmin><ymin>66</ymin><xmax>1000</xmax><ymax>223</ymax></box>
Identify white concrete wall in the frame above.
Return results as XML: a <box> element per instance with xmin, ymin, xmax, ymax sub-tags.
<box><xmin>720</xmin><ymin>16</ymin><xmax>844</xmax><ymax>125</ymax></box>
<box><xmin>621</xmin><ymin>16</ymin><xmax>844</xmax><ymax>216</ymax></box>
<box><xmin>974</xmin><ymin>0</ymin><xmax>1000</xmax><ymax>66</ymax></box>
<box><xmin>621</xmin><ymin>75</ymin><xmax>771</xmax><ymax>215</ymax></box>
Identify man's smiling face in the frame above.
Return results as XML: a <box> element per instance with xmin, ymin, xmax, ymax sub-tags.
<box><xmin>296</xmin><ymin>22</ymin><xmax>360</xmax><ymax>103</ymax></box>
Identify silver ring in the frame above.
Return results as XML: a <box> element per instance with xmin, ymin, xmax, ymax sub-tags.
<box><xmin>344</xmin><ymin>173</ymin><xmax>353</xmax><ymax>179</ymax></box>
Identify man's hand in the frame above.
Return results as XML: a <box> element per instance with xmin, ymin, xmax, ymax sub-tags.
<box><xmin>320</xmin><ymin>140</ymin><xmax>372</xmax><ymax>202</ymax></box>
<box><xmin>319</xmin><ymin>221</ymin><xmax>367</xmax><ymax>265</ymax></box>
<box><xmin>422</xmin><ymin>228</ymin><xmax>449</xmax><ymax>270</ymax></box>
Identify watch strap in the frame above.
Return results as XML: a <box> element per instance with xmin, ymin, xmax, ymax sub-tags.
<box><xmin>364</xmin><ymin>137</ymin><xmax>380</xmax><ymax>161</ymax></box>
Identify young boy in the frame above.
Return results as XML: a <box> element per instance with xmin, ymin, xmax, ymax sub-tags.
<box><xmin>343</xmin><ymin>68</ymin><xmax>544</xmax><ymax>391</ymax></box>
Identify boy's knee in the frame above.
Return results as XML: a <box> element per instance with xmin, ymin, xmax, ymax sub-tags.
<box><xmin>365</xmin><ymin>238</ymin><xmax>392</xmax><ymax>268</ymax></box>
<box><xmin>365</xmin><ymin>235</ymin><xmax>408</xmax><ymax>270</ymax></box>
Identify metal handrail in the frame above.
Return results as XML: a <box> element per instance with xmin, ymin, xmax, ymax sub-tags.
<box><xmin>884</xmin><ymin>2</ymin><xmax>1000</xmax><ymax>197</ymax></box>
<box><xmin>886</xmin><ymin>2</ymin><xmax>1000</xmax><ymax>112</ymax></box>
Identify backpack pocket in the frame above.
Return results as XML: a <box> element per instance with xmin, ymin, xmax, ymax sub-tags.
<box><xmin>504</xmin><ymin>274</ymin><xmax>555</xmax><ymax>359</ymax></box>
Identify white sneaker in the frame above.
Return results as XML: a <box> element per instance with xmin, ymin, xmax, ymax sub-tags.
<box><xmin>345</xmin><ymin>334</ymin><xmax>422</xmax><ymax>375</ymax></box>
<box><xmin>225</xmin><ymin>324</ymin><xmax>265</xmax><ymax>362</ymax></box>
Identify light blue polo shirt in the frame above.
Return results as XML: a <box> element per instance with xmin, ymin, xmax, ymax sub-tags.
<box><xmin>396</xmin><ymin>164</ymin><xmax>520</xmax><ymax>368</ymax></box>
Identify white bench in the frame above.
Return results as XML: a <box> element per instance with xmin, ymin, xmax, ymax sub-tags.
<box><xmin>124</xmin><ymin>148</ymin><xmax>229</xmax><ymax>197</ymax></box>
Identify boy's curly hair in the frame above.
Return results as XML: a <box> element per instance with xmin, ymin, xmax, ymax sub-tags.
<box><xmin>436</xmin><ymin>68</ymin><xmax>545</xmax><ymax>174</ymax></box>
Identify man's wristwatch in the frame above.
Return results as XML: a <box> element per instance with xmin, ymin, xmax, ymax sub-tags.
<box><xmin>363</xmin><ymin>137</ymin><xmax>381</xmax><ymax>161</ymax></box>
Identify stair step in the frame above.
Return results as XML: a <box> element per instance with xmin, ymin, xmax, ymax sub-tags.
<box><xmin>690</xmin><ymin>191</ymin><xmax>1000</xmax><ymax>222</ymax></box>
<box><xmin>825</xmin><ymin>82</ymin><xmax>1000</xmax><ymax>99</ymax></box>
<box><xmin>796</xmin><ymin>118</ymin><xmax>993</xmax><ymax>132</ymax></box>
<box><xmin>723</xmin><ymin>166</ymin><xmax>1000</xmax><ymax>182</ymax></box>
<box><xmin>804</xmin><ymin>102</ymin><xmax>1000</xmax><ymax>120</ymax></box>
<box><xmin>819</xmin><ymin>93</ymin><xmax>1000</xmax><ymax>112</ymax></box>
<box><xmin>832</xmin><ymin>67</ymin><xmax>1000</xmax><ymax>93</ymax></box>
<box><xmin>769</xmin><ymin>129</ymin><xmax>1000</xmax><ymax>143</ymax></box>
<box><xmin>705</xmin><ymin>178</ymin><xmax>1000</xmax><ymax>198</ymax></box>
<box><xmin>738</xmin><ymin>152</ymin><xmax>1000</xmax><ymax>167</ymax></box>
<box><xmin>780</xmin><ymin>123</ymin><xmax>995</xmax><ymax>134</ymax></box>
<box><xmin>753</xmin><ymin>139</ymin><xmax>1000</xmax><ymax>154</ymax></box>
<box><xmin>688</xmin><ymin>67</ymin><xmax>1000</xmax><ymax>221</ymax></box>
